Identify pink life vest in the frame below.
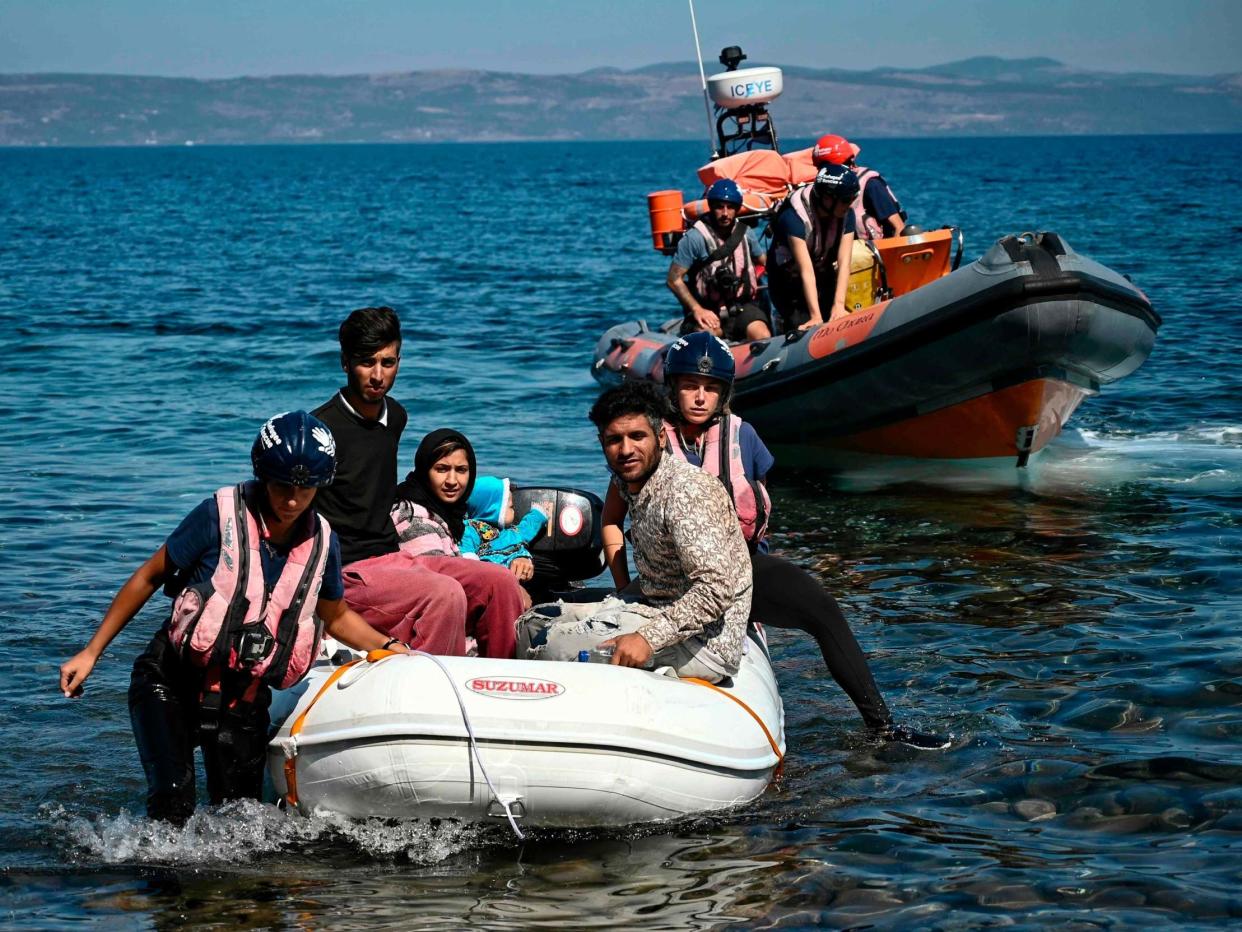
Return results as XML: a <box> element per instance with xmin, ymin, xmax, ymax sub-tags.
<box><xmin>663</xmin><ymin>415</ymin><xmax>771</xmax><ymax>546</ymax></box>
<box><xmin>687</xmin><ymin>218</ymin><xmax>758</xmax><ymax>310</ymax></box>
<box><xmin>776</xmin><ymin>185</ymin><xmax>843</xmax><ymax>271</ymax></box>
<box><xmin>850</xmin><ymin>167</ymin><xmax>901</xmax><ymax>241</ymax></box>
<box><xmin>167</xmin><ymin>483</ymin><xmax>331</xmax><ymax>691</ymax></box>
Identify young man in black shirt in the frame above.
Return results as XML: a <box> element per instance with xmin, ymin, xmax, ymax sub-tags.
<box><xmin>312</xmin><ymin>306</ymin><xmax>467</xmax><ymax>654</ymax></box>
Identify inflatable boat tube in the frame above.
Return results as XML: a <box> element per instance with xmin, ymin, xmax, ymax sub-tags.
<box><xmin>592</xmin><ymin>232</ymin><xmax>1159</xmax><ymax>465</ymax></box>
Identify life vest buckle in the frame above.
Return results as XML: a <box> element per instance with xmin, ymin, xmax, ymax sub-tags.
<box><xmin>198</xmin><ymin>687</ymin><xmax>224</xmax><ymax>735</ymax></box>
<box><xmin>234</xmin><ymin>627</ymin><xmax>276</xmax><ymax>668</ymax></box>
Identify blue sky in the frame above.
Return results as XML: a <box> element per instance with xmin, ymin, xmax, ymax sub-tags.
<box><xmin>1</xmin><ymin>0</ymin><xmax>1238</xmax><ymax>77</ymax></box>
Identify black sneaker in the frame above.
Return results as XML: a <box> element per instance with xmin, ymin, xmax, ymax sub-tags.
<box><xmin>874</xmin><ymin>724</ymin><xmax>952</xmax><ymax>751</ymax></box>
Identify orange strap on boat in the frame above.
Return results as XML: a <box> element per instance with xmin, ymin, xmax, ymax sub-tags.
<box><xmin>683</xmin><ymin>677</ymin><xmax>785</xmax><ymax>775</ymax></box>
<box><xmin>282</xmin><ymin>659</ymin><xmax>361</xmax><ymax>808</ymax></box>
<box><xmin>284</xmin><ymin>649</ymin><xmax>404</xmax><ymax>806</ymax></box>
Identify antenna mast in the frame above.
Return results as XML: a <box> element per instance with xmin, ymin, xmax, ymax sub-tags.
<box><xmin>686</xmin><ymin>0</ymin><xmax>717</xmax><ymax>159</ymax></box>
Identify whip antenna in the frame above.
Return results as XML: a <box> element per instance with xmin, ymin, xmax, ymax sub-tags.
<box><xmin>687</xmin><ymin>0</ymin><xmax>717</xmax><ymax>159</ymax></box>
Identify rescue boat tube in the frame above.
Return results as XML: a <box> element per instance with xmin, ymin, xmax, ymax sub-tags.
<box><xmin>591</xmin><ymin>232</ymin><xmax>1159</xmax><ymax>464</ymax></box>
<box><xmin>268</xmin><ymin>630</ymin><xmax>785</xmax><ymax>829</ymax></box>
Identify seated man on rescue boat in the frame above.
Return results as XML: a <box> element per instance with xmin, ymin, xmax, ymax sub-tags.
<box><xmin>667</xmin><ymin>178</ymin><xmax>773</xmax><ymax>343</ymax></box>
<box><xmin>516</xmin><ymin>381</ymin><xmax>751</xmax><ymax>684</ymax></box>
<box><xmin>768</xmin><ymin>163</ymin><xmax>859</xmax><ymax>331</ymax></box>
<box><xmin>811</xmin><ymin>133</ymin><xmax>908</xmax><ymax>241</ymax></box>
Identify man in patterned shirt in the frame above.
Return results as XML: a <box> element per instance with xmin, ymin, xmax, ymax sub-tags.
<box><xmin>589</xmin><ymin>381</ymin><xmax>752</xmax><ymax>682</ymax></box>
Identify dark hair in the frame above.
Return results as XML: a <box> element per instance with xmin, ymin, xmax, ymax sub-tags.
<box><xmin>428</xmin><ymin>439</ymin><xmax>468</xmax><ymax>464</ymax></box>
<box><xmin>588</xmin><ymin>382</ymin><xmax>666</xmax><ymax>433</ymax></box>
<box><xmin>339</xmin><ymin>306</ymin><xmax>401</xmax><ymax>364</ymax></box>
<box><xmin>392</xmin><ymin>428</ymin><xmax>476</xmax><ymax>542</ymax></box>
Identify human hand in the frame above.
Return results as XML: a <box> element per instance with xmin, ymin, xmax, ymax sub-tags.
<box><xmin>827</xmin><ymin>302</ymin><xmax>848</xmax><ymax>322</ymax></box>
<box><xmin>59</xmin><ymin>649</ymin><xmax>98</xmax><ymax>698</ymax></box>
<box><xmin>693</xmin><ymin>308</ymin><xmax>722</xmax><ymax>335</ymax></box>
<box><xmin>798</xmin><ymin>315</ymin><xmax>823</xmax><ymax>331</ymax></box>
<box><xmin>511</xmin><ymin>557</ymin><xmax>534</xmax><ymax>581</ymax></box>
<box><xmin>600</xmin><ymin>632</ymin><xmax>654</xmax><ymax>669</ymax></box>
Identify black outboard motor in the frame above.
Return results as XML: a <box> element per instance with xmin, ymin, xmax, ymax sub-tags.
<box><xmin>510</xmin><ymin>486</ymin><xmax>605</xmax><ymax>599</ymax></box>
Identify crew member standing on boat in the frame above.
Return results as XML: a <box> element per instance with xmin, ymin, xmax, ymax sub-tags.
<box><xmin>812</xmin><ymin>133</ymin><xmax>908</xmax><ymax>241</ymax></box>
<box><xmin>58</xmin><ymin>411</ymin><xmax>408</xmax><ymax>825</ymax></box>
<box><xmin>667</xmin><ymin>178</ymin><xmax>773</xmax><ymax>343</ymax></box>
<box><xmin>768</xmin><ymin>164</ymin><xmax>859</xmax><ymax>331</ymax></box>
<box><xmin>601</xmin><ymin>333</ymin><xmax>948</xmax><ymax>749</ymax></box>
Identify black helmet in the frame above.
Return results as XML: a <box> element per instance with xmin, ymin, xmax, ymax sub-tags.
<box><xmin>813</xmin><ymin>163</ymin><xmax>860</xmax><ymax>203</ymax></box>
<box><xmin>251</xmin><ymin>411</ymin><xmax>337</xmax><ymax>487</ymax></box>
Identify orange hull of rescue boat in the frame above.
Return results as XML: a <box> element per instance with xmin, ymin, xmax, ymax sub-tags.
<box><xmin>830</xmin><ymin>378</ymin><xmax>1090</xmax><ymax>460</ymax></box>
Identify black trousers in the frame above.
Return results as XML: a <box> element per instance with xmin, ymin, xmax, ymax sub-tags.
<box><xmin>128</xmin><ymin>631</ymin><xmax>270</xmax><ymax>825</ymax></box>
<box><xmin>680</xmin><ymin>301</ymin><xmax>772</xmax><ymax>342</ymax></box>
<box><xmin>768</xmin><ymin>268</ymin><xmax>839</xmax><ymax>333</ymax></box>
<box><xmin>749</xmin><ymin>553</ymin><xmax>892</xmax><ymax>729</ymax></box>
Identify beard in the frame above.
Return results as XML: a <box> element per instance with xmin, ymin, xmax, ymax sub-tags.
<box><xmin>610</xmin><ymin>446</ymin><xmax>662</xmax><ymax>488</ymax></box>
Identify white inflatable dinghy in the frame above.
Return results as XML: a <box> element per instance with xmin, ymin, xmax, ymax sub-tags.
<box><xmin>268</xmin><ymin>629</ymin><xmax>784</xmax><ymax>830</ymax></box>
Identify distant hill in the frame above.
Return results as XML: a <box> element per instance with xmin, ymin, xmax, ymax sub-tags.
<box><xmin>1</xmin><ymin>57</ymin><xmax>1239</xmax><ymax>146</ymax></box>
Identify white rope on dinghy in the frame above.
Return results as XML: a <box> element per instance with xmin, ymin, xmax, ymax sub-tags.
<box><xmin>410</xmin><ymin>650</ymin><xmax>526</xmax><ymax>841</ymax></box>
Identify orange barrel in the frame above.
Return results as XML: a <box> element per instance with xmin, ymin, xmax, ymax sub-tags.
<box><xmin>647</xmin><ymin>190</ymin><xmax>686</xmax><ymax>253</ymax></box>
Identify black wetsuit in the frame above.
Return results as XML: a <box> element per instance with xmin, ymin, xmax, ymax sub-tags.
<box><xmin>128</xmin><ymin>630</ymin><xmax>270</xmax><ymax>825</ymax></box>
<box><xmin>748</xmin><ymin>553</ymin><xmax>892</xmax><ymax>729</ymax></box>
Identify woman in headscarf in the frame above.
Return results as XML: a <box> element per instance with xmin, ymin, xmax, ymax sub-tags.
<box><xmin>390</xmin><ymin>428</ymin><xmax>525</xmax><ymax>659</ymax></box>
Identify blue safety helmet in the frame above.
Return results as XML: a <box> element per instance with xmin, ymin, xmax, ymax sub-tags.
<box><xmin>705</xmin><ymin>178</ymin><xmax>744</xmax><ymax>207</ymax></box>
<box><xmin>251</xmin><ymin>411</ymin><xmax>337</xmax><ymax>487</ymax></box>
<box><xmin>813</xmin><ymin>163</ymin><xmax>860</xmax><ymax>203</ymax></box>
<box><xmin>664</xmin><ymin>331</ymin><xmax>736</xmax><ymax>385</ymax></box>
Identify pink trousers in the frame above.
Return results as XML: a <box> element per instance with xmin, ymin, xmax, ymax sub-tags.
<box><xmin>410</xmin><ymin>555</ymin><xmax>523</xmax><ymax>659</ymax></box>
<box><xmin>341</xmin><ymin>550</ymin><xmax>522</xmax><ymax>658</ymax></box>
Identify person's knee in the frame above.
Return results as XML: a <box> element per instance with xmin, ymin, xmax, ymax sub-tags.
<box><xmin>419</xmin><ymin>573</ymin><xmax>468</xmax><ymax>619</ymax></box>
<box><xmin>478</xmin><ymin>561</ymin><xmax>523</xmax><ymax>596</ymax></box>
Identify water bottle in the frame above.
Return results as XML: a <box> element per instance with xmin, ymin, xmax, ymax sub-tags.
<box><xmin>577</xmin><ymin>645</ymin><xmax>615</xmax><ymax>663</ymax></box>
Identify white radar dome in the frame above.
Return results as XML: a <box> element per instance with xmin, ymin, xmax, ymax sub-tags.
<box><xmin>707</xmin><ymin>66</ymin><xmax>784</xmax><ymax>109</ymax></box>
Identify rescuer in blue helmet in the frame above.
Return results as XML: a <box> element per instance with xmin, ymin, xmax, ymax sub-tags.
<box><xmin>59</xmin><ymin>410</ymin><xmax>406</xmax><ymax>825</ymax></box>
<box><xmin>667</xmin><ymin>177</ymin><xmax>773</xmax><ymax>344</ymax></box>
<box><xmin>767</xmin><ymin>163</ymin><xmax>860</xmax><ymax>332</ymax></box>
<box><xmin>251</xmin><ymin>410</ymin><xmax>338</xmax><ymax>488</ymax></box>
<box><xmin>592</xmin><ymin>368</ymin><xmax>952</xmax><ymax>750</ymax></box>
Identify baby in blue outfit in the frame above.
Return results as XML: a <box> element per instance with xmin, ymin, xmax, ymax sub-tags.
<box><xmin>462</xmin><ymin>476</ymin><xmax>548</xmax><ymax>572</ymax></box>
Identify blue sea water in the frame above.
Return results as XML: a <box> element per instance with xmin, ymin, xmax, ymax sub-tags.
<box><xmin>1</xmin><ymin>134</ymin><xmax>1240</xmax><ymax>928</ymax></box>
